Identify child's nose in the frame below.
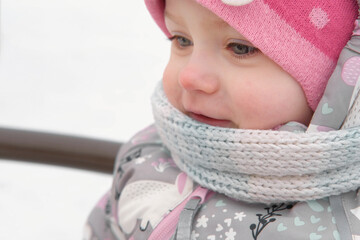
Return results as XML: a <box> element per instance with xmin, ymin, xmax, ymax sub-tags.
<box><xmin>178</xmin><ymin>52</ymin><xmax>220</xmax><ymax>94</ymax></box>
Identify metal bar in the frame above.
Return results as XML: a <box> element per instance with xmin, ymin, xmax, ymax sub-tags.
<box><xmin>0</xmin><ymin>127</ymin><xmax>122</xmax><ymax>173</ymax></box>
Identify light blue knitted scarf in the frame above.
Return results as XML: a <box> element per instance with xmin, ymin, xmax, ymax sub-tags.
<box><xmin>151</xmin><ymin>82</ymin><xmax>360</xmax><ymax>204</ymax></box>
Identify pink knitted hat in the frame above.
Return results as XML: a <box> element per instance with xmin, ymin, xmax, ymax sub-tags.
<box><xmin>145</xmin><ymin>0</ymin><xmax>358</xmax><ymax>110</ymax></box>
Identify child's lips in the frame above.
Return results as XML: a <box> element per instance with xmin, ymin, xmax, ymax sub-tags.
<box><xmin>188</xmin><ymin>112</ymin><xmax>233</xmax><ymax>128</ymax></box>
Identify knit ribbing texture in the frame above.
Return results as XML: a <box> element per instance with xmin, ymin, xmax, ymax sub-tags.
<box><xmin>151</xmin><ymin>82</ymin><xmax>360</xmax><ymax>203</ymax></box>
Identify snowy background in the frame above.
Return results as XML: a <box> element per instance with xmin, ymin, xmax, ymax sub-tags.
<box><xmin>0</xmin><ymin>0</ymin><xmax>169</xmax><ymax>239</ymax></box>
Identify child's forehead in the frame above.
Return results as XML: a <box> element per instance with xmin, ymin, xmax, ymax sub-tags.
<box><xmin>164</xmin><ymin>0</ymin><xmax>237</xmax><ymax>33</ymax></box>
<box><xmin>165</xmin><ymin>0</ymin><xmax>223</xmax><ymax>22</ymax></box>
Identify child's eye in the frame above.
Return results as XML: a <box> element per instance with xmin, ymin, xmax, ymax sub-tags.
<box><xmin>169</xmin><ymin>35</ymin><xmax>193</xmax><ymax>48</ymax></box>
<box><xmin>227</xmin><ymin>42</ymin><xmax>259</xmax><ymax>57</ymax></box>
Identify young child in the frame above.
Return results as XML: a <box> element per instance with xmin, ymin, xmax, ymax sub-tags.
<box><xmin>85</xmin><ymin>0</ymin><xmax>360</xmax><ymax>239</ymax></box>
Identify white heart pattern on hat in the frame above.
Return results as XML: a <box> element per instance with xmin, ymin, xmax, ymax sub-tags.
<box><xmin>221</xmin><ymin>0</ymin><xmax>254</xmax><ymax>6</ymax></box>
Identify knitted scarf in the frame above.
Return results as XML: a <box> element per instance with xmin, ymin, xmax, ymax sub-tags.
<box><xmin>151</xmin><ymin>82</ymin><xmax>360</xmax><ymax>204</ymax></box>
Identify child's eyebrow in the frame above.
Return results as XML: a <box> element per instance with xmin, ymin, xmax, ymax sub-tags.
<box><xmin>164</xmin><ymin>10</ymin><xmax>180</xmax><ymax>22</ymax></box>
<box><xmin>214</xmin><ymin>19</ymin><xmax>231</xmax><ymax>29</ymax></box>
<box><xmin>165</xmin><ymin>9</ymin><xmax>230</xmax><ymax>29</ymax></box>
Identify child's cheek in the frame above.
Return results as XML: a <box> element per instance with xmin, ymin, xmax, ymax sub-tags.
<box><xmin>162</xmin><ymin>64</ymin><xmax>183</xmax><ymax>112</ymax></box>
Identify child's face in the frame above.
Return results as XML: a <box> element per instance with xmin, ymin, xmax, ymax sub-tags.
<box><xmin>163</xmin><ymin>0</ymin><xmax>313</xmax><ymax>129</ymax></box>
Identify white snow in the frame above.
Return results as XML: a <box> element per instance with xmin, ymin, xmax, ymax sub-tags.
<box><xmin>0</xmin><ymin>0</ymin><xmax>169</xmax><ymax>239</ymax></box>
